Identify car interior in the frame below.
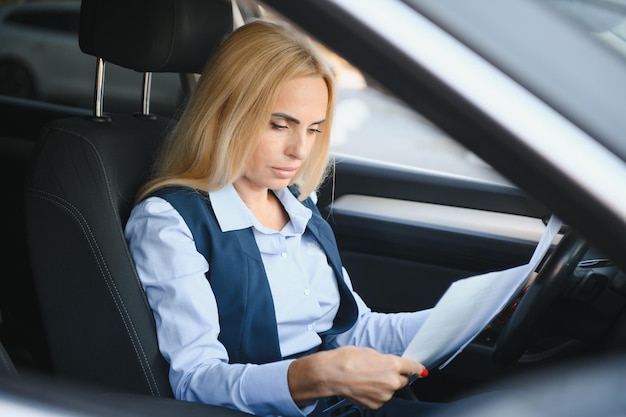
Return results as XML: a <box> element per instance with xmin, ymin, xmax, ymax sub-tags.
<box><xmin>3</xmin><ymin>0</ymin><xmax>626</xmax><ymax>415</ymax></box>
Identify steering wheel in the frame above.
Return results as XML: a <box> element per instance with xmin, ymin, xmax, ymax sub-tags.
<box><xmin>492</xmin><ymin>229</ymin><xmax>589</xmax><ymax>366</ymax></box>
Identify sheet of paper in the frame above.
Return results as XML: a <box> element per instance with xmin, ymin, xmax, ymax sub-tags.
<box><xmin>402</xmin><ymin>215</ymin><xmax>562</xmax><ymax>370</ymax></box>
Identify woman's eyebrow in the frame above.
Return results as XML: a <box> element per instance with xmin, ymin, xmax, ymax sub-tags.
<box><xmin>272</xmin><ymin>112</ymin><xmax>300</xmax><ymax>124</ymax></box>
<box><xmin>272</xmin><ymin>112</ymin><xmax>326</xmax><ymax>126</ymax></box>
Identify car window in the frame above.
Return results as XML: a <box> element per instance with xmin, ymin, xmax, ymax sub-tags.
<box><xmin>5</xmin><ymin>9</ymin><xmax>79</xmax><ymax>35</ymax></box>
<box><xmin>328</xmin><ymin>62</ymin><xmax>507</xmax><ymax>184</ymax></box>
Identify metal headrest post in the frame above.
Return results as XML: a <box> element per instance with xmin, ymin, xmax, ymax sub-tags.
<box><xmin>141</xmin><ymin>72</ymin><xmax>152</xmax><ymax>116</ymax></box>
<box><xmin>137</xmin><ymin>71</ymin><xmax>157</xmax><ymax>120</ymax></box>
<box><xmin>92</xmin><ymin>57</ymin><xmax>111</xmax><ymax>122</ymax></box>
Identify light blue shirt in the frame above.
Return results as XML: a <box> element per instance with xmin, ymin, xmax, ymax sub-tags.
<box><xmin>125</xmin><ymin>184</ymin><xmax>432</xmax><ymax>417</ymax></box>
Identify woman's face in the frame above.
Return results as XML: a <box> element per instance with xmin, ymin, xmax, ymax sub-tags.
<box><xmin>237</xmin><ymin>76</ymin><xmax>328</xmax><ymax>195</ymax></box>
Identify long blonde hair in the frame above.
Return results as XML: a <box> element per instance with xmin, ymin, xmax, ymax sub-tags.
<box><xmin>136</xmin><ymin>19</ymin><xmax>336</xmax><ymax>202</ymax></box>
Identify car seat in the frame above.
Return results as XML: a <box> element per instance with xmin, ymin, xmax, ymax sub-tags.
<box><xmin>0</xmin><ymin>337</ymin><xmax>253</xmax><ymax>417</ymax></box>
<box><xmin>23</xmin><ymin>0</ymin><xmax>233</xmax><ymax>397</ymax></box>
<box><xmin>0</xmin><ymin>339</ymin><xmax>19</xmax><ymax>378</ymax></box>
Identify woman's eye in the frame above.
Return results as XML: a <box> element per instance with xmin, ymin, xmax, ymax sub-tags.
<box><xmin>271</xmin><ymin>122</ymin><xmax>288</xmax><ymax>130</ymax></box>
<box><xmin>309</xmin><ymin>128</ymin><xmax>322</xmax><ymax>134</ymax></box>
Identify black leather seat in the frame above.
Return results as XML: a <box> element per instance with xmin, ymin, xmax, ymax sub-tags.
<box><xmin>0</xmin><ymin>340</ymin><xmax>18</xmax><ymax>378</ymax></box>
<box><xmin>0</xmin><ymin>339</ymin><xmax>252</xmax><ymax>417</ymax></box>
<box><xmin>24</xmin><ymin>0</ymin><xmax>232</xmax><ymax>397</ymax></box>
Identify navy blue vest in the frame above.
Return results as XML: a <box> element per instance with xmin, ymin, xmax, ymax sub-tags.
<box><xmin>150</xmin><ymin>186</ymin><xmax>358</xmax><ymax>364</ymax></box>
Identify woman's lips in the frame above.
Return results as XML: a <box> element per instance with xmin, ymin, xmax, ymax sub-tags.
<box><xmin>273</xmin><ymin>166</ymin><xmax>298</xmax><ymax>178</ymax></box>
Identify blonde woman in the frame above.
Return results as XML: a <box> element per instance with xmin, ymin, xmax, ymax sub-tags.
<box><xmin>126</xmin><ymin>20</ymin><xmax>442</xmax><ymax>417</ymax></box>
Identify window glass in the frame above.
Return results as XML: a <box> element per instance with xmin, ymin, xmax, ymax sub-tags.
<box><xmin>328</xmin><ymin>57</ymin><xmax>504</xmax><ymax>184</ymax></box>
<box><xmin>6</xmin><ymin>9</ymin><xmax>79</xmax><ymax>34</ymax></box>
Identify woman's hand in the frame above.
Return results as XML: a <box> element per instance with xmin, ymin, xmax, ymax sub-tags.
<box><xmin>287</xmin><ymin>346</ymin><xmax>428</xmax><ymax>409</ymax></box>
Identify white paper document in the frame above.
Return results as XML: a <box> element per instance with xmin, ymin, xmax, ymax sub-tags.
<box><xmin>402</xmin><ymin>216</ymin><xmax>562</xmax><ymax>370</ymax></box>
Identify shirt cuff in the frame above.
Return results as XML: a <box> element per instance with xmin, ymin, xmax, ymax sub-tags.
<box><xmin>244</xmin><ymin>359</ymin><xmax>317</xmax><ymax>417</ymax></box>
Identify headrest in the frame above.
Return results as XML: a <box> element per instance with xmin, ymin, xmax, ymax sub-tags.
<box><xmin>79</xmin><ymin>0</ymin><xmax>234</xmax><ymax>74</ymax></box>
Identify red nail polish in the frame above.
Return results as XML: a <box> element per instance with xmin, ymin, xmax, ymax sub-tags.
<box><xmin>420</xmin><ymin>368</ymin><xmax>429</xmax><ymax>378</ymax></box>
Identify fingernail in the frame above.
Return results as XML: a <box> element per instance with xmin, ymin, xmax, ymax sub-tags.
<box><xmin>420</xmin><ymin>368</ymin><xmax>429</xmax><ymax>378</ymax></box>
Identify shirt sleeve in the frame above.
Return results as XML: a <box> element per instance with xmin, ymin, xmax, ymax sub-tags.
<box><xmin>125</xmin><ymin>197</ymin><xmax>311</xmax><ymax>417</ymax></box>
<box><xmin>326</xmin><ymin>267</ymin><xmax>433</xmax><ymax>356</ymax></box>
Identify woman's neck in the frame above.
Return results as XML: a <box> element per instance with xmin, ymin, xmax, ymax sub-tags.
<box><xmin>234</xmin><ymin>184</ymin><xmax>289</xmax><ymax>231</ymax></box>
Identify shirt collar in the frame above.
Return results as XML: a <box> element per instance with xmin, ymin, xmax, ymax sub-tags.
<box><xmin>209</xmin><ymin>184</ymin><xmax>312</xmax><ymax>234</ymax></box>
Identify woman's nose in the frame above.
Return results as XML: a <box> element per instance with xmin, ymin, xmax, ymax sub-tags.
<box><xmin>287</xmin><ymin>130</ymin><xmax>309</xmax><ymax>160</ymax></box>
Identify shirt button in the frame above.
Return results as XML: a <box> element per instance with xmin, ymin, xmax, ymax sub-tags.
<box><xmin>304</xmin><ymin>288</ymin><xmax>311</xmax><ymax>296</ymax></box>
<box><xmin>307</xmin><ymin>324</ymin><xmax>314</xmax><ymax>331</ymax></box>
<box><xmin>281</xmin><ymin>252</ymin><xmax>288</xmax><ymax>258</ymax></box>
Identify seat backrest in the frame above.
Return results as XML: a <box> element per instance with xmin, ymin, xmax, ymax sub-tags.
<box><xmin>0</xmin><ymin>339</ymin><xmax>19</xmax><ymax>378</ymax></box>
<box><xmin>24</xmin><ymin>0</ymin><xmax>233</xmax><ymax>396</ymax></box>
